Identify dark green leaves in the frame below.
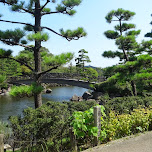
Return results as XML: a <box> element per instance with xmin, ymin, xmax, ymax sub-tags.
<box><xmin>115</xmin><ymin>23</ymin><xmax>135</xmax><ymax>32</ymax></box>
<box><xmin>145</xmin><ymin>32</ymin><xmax>152</xmax><ymax>38</ymax></box>
<box><xmin>24</xmin><ymin>25</ymin><xmax>34</xmax><ymax>32</ymax></box>
<box><xmin>116</xmin><ymin>35</ymin><xmax>138</xmax><ymax>50</ymax></box>
<box><xmin>11</xmin><ymin>1</ymin><xmax>25</xmax><ymax>11</ymax></box>
<box><xmin>0</xmin><ymin>48</ymin><xmax>12</xmax><ymax>57</ymax></box>
<box><xmin>105</xmin><ymin>8</ymin><xmax>135</xmax><ymax>23</ymax></box>
<box><xmin>62</xmin><ymin>0</ymin><xmax>82</xmax><ymax>7</ymax></box>
<box><xmin>0</xmin><ymin>29</ymin><xmax>25</xmax><ymax>44</ymax></box>
<box><xmin>55</xmin><ymin>0</ymin><xmax>82</xmax><ymax>16</ymax></box>
<box><xmin>102</xmin><ymin>50</ymin><xmax>124</xmax><ymax>59</ymax></box>
<box><xmin>126</xmin><ymin>30</ymin><xmax>141</xmax><ymax>36</ymax></box>
<box><xmin>104</xmin><ymin>30</ymin><xmax>119</xmax><ymax>39</ymax></box>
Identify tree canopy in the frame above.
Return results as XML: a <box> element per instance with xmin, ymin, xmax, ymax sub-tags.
<box><xmin>0</xmin><ymin>0</ymin><xmax>86</xmax><ymax>108</ymax></box>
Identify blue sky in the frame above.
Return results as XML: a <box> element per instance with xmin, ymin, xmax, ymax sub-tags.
<box><xmin>0</xmin><ymin>0</ymin><xmax>152</xmax><ymax>68</ymax></box>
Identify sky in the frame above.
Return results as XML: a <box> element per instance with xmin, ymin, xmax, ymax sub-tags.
<box><xmin>0</xmin><ymin>0</ymin><xmax>152</xmax><ymax>68</ymax></box>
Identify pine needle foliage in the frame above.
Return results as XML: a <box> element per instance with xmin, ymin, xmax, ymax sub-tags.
<box><xmin>0</xmin><ymin>0</ymin><xmax>86</xmax><ymax>108</ymax></box>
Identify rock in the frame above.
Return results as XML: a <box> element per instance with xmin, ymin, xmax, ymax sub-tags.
<box><xmin>71</xmin><ymin>94</ymin><xmax>78</xmax><ymax>101</ymax></box>
<box><xmin>92</xmin><ymin>92</ymin><xmax>103</xmax><ymax>100</ymax></box>
<box><xmin>46</xmin><ymin>89</ymin><xmax>52</xmax><ymax>93</ymax></box>
<box><xmin>4</xmin><ymin>144</ymin><xmax>12</xmax><ymax>150</ymax></box>
<box><xmin>70</xmin><ymin>94</ymin><xmax>82</xmax><ymax>101</ymax></box>
<box><xmin>82</xmin><ymin>91</ymin><xmax>92</xmax><ymax>100</ymax></box>
<box><xmin>2</xmin><ymin>89</ymin><xmax>7</xmax><ymax>94</ymax></box>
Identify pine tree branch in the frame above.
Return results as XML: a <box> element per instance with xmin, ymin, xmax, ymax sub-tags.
<box><xmin>0</xmin><ymin>1</ymin><xmax>34</xmax><ymax>15</ymax></box>
<box><xmin>0</xmin><ymin>19</ymin><xmax>33</xmax><ymax>27</ymax></box>
<box><xmin>41</xmin><ymin>26</ymin><xmax>70</xmax><ymax>41</ymax></box>
<box><xmin>0</xmin><ymin>56</ymin><xmax>33</xmax><ymax>71</ymax></box>
<box><xmin>38</xmin><ymin>65</ymin><xmax>59</xmax><ymax>76</ymax></box>
<box><xmin>111</xmin><ymin>20</ymin><xmax>126</xmax><ymax>22</ymax></box>
<box><xmin>0</xmin><ymin>39</ymin><xmax>33</xmax><ymax>49</ymax></box>
<box><xmin>42</xmin><ymin>26</ymin><xmax>81</xmax><ymax>41</ymax></box>
<box><xmin>41</xmin><ymin>11</ymin><xmax>62</xmax><ymax>16</ymax></box>
<box><xmin>42</xmin><ymin>26</ymin><xmax>63</xmax><ymax>37</ymax></box>
<box><xmin>40</xmin><ymin>0</ymin><xmax>50</xmax><ymax>11</ymax></box>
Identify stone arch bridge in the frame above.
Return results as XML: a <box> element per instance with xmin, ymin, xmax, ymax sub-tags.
<box><xmin>8</xmin><ymin>73</ymin><xmax>103</xmax><ymax>90</ymax></box>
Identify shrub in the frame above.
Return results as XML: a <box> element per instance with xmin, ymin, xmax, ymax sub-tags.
<box><xmin>100</xmin><ymin>107</ymin><xmax>152</xmax><ymax>142</ymax></box>
<box><xmin>9</xmin><ymin>100</ymin><xmax>97</xmax><ymax>152</ymax></box>
<box><xmin>100</xmin><ymin>96</ymin><xmax>152</xmax><ymax>114</ymax></box>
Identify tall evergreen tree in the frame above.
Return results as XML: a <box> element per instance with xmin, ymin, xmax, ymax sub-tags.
<box><xmin>0</xmin><ymin>0</ymin><xmax>86</xmax><ymax>108</ymax></box>
<box><xmin>75</xmin><ymin>49</ymin><xmax>91</xmax><ymax>71</ymax></box>
<box><xmin>102</xmin><ymin>8</ymin><xmax>140</xmax><ymax>96</ymax></box>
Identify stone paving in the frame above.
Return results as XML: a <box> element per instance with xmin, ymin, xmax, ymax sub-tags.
<box><xmin>83</xmin><ymin>131</ymin><xmax>152</xmax><ymax>152</ymax></box>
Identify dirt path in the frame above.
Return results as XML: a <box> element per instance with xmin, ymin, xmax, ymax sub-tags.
<box><xmin>83</xmin><ymin>131</ymin><xmax>152</xmax><ymax>152</ymax></box>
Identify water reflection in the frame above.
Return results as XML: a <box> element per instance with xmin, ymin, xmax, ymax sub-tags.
<box><xmin>0</xmin><ymin>86</ymin><xmax>88</xmax><ymax>121</ymax></box>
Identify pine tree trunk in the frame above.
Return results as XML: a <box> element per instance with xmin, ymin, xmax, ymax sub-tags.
<box><xmin>131</xmin><ymin>80</ymin><xmax>137</xmax><ymax>96</ymax></box>
<box><xmin>34</xmin><ymin>1</ymin><xmax>42</xmax><ymax>108</ymax></box>
<box><xmin>119</xmin><ymin>19</ymin><xmax>137</xmax><ymax>96</ymax></box>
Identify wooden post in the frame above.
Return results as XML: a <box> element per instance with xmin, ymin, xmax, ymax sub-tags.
<box><xmin>0</xmin><ymin>134</ymin><xmax>4</xmax><ymax>152</ymax></box>
<box><xmin>93</xmin><ymin>106</ymin><xmax>101</xmax><ymax>146</ymax></box>
<box><xmin>69</xmin><ymin>128</ymin><xmax>77</xmax><ymax>152</ymax></box>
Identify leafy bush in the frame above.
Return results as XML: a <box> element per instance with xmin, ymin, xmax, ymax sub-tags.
<box><xmin>0</xmin><ymin>121</ymin><xmax>12</xmax><ymax>143</ymax></box>
<box><xmin>0</xmin><ymin>75</ymin><xmax>7</xmax><ymax>89</ymax></box>
<box><xmin>9</xmin><ymin>83</ymin><xmax>43</xmax><ymax>97</ymax></box>
<box><xmin>70</xmin><ymin>106</ymin><xmax>105</xmax><ymax>148</ymax></box>
<box><xmin>9</xmin><ymin>100</ymin><xmax>97</xmax><ymax>152</ymax></box>
<box><xmin>101</xmin><ymin>107</ymin><xmax>152</xmax><ymax>142</ymax></box>
<box><xmin>100</xmin><ymin>96</ymin><xmax>152</xmax><ymax>114</ymax></box>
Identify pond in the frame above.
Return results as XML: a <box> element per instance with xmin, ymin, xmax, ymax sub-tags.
<box><xmin>0</xmin><ymin>86</ymin><xmax>88</xmax><ymax>121</ymax></box>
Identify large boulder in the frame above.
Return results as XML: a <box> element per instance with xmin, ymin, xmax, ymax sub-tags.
<box><xmin>46</xmin><ymin>89</ymin><xmax>52</xmax><ymax>94</ymax></box>
<box><xmin>70</xmin><ymin>94</ymin><xmax>79</xmax><ymax>101</ymax></box>
<box><xmin>70</xmin><ymin>95</ymin><xmax>83</xmax><ymax>101</ymax></box>
<box><xmin>82</xmin><ymin>91</ymin><xmax>92</xmax><ymax>100</ymax></box>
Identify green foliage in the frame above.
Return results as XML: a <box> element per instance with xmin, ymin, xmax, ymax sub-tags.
<box><xmin>0</xmin><ymin>74</ymin><xmax>7</xmax><ymax>89</ymax></box>
<box><xmin>60</xmin><ymin>27</ymin><xmax>87</xmax><ymax>40</ymax></box>
<box><xmin>116</xmin><ymin>35</ymin><xmax>138</xmax><ymax>50</ymax></box>
<box><xmin>105</xmin><ymin>8</ymin><xmax>135</xmax><ymax>23</ymax></box>
<box><xmin>27</xmin><ymin>32</ymin><xmax>49</xmax><ymax>41</ymax></box>
<box><xmin>9</xmin><ymin>101</ymin><xmax>70</xmax><ymax>152</ymax></box>
<box><xmin>44</xmin><ymin>52</ymin><xmax>74</xmax><ymax>66</ymax></box>
<box><xmin>102</xmin><ymin>50</ymin><xmax>124</xmax><ymax>59</ymax></box>
<box><xmin>9</xmin><ymin>100</ymin><xmax>97</xmax><ymax>151</ymax></box>
<box><xmin>75</xmin><ymin>49</ymin><xmax>91</xmax><ymax>73</ymax></box>
<box><xmin>101</xmin><ymin>107</ymin><xmax>152</xmax><ymax>142</ymax></box>
<box><xmin>81</xmin><ymin>67</ymin><xmax>98</xmax><ymax>82</ymax></box>
<box><xmin>0</xmin><ymin>58</ymin><xmax>22</xmax><ymax>77</ymax></box>
<box><xmin>70</xmin><ymin>106</ymin><xmax>106</xmax><ymax>145</ymax></box>
<box><xmin>104</xmin><ymin>30</ymin><xmax>119</xmax><ymax>39</ymax></box>
<box><xmin>0</xmin><ymin>48</ymin><xmax>12</xmax><ymax>57</ymax></box>
<box><xmin>103</xmin><ymin>8</ymin><xmax>138</xmax><ymax>63</ymax></box>
<box><xmin>56</xmin><ymin>0</ymin><xmax>82</xmax><ymax>16</ymax></box>
<box><xmin>0</xmin><ymin>0</ymin><xmax>87</xmax><ymax>110</ymax></box>
<box><xmin>0</xmin><ymin>29</ymin><xmax>25</xmax><ymax>44</ymax></box>
<box><xmin>0</xmin><ymin>121</ymin><xmax>12</xmax><ymax>142</ymax></box>
<box><xmin>115</xmin><ymin>23</ymin><xmax>135</xmax><ymax>32</ymax></box>
<box><xmin>9</xmin><ymin>83</ymin><xmax>43</xmax><ymax>97</ymax></box>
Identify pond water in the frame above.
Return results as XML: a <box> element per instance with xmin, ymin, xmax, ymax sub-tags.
<box><xmin>0</xmin><ymin>86</ymin><xmax>88</xmax><ymax>122</ymax></box>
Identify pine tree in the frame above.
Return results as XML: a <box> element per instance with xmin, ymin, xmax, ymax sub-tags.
<box><xmin>102</xmin><ymin>8</ymin><xmax>140</xmax><ymax>96</ymax></box>
<box><xmin>0</xmin><ymin>0</ymin><xmax>86</xmax><ymax>108</ymax></box>
<box><xmin>75</xmin><ymin>49</ymin><xmax>91</xmax><ymax>71</ymax></box>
